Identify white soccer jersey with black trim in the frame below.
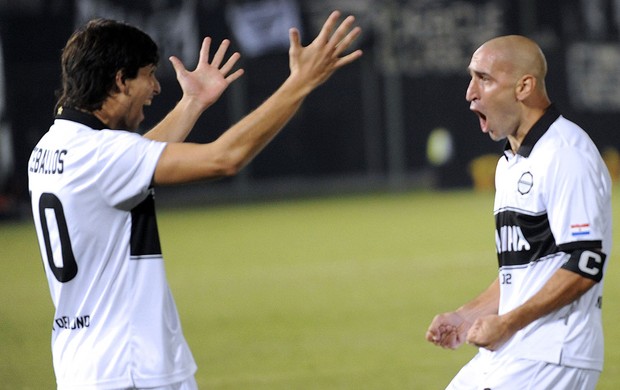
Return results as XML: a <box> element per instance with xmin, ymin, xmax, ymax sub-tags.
<box><xmin>28</xmin><ymin>109</ymin><xmax>196</xmax><ymax>389</ymax></box>
<box><xmin>486</xmin><ymin>105</ymin><xmax>612</xmax><ymax>371</ymax></box>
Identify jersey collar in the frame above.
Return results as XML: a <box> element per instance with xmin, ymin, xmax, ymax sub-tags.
<box><xmin>504</xmin><ymin>104</ymin><xmax>560</xmax><ymax>158</ymax></box>
<box><xmin>55</xmin><ymin>107</ymin><xmax>108</xmax><ymax>130</ymax></box>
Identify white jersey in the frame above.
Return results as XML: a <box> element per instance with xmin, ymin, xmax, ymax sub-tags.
<box><xmin>28</xmin><ymin>109</ymin><xmax>196</xmax><ymax>389</ymax></box>
<box><xmin>488</xmin><ymin>106</ymin><xmax>612</xmax><ymax>371</ymax></box>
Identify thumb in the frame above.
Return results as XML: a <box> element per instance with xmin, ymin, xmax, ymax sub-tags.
<box><xmin>168</xmin><ymin>56</ymin><xmax>187</xmax><ymax>78</ymax></box>
<box><xmin>425</xmin><ymin>328</ymin><xmax>438</xmax><ymax>342</ymax></box>
<box><xmin>289</xmin><ymin>28</ymin><xmax>301</xmax><ymax>51</ymax></box>
<box><xmin>466</xmin><ymin>322</ymin><xmax>482</xmax><ymax>345</ymax></box>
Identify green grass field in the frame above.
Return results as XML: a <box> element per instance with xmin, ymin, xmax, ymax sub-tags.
<box><xmin>1</xmin><ymin>189</ymin><xmax>619</xmax><ymax>389</ymax></box>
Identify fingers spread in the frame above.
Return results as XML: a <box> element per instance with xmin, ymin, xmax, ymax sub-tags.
<box><xmin>198</xmin><ymin>37</ymin><xmax>213</xmax><ymax>68</ymax></box>
<box><xmin>220</xmin><ymin>51</ymin><xmax>241</xmax><ymax>76</ymax></box>
<box><xmin>316</xmin><ymin>10</ymin><xmax>341</xmax><ymax>46</ymax></box>
<box><xmin>211</xmin><ymin>39</ymin><xmax>231</xmax><ymax>69</ymax></box>
<box><xmin>168</xmin><ymin>56</ymin><xmax>187</xmax><ymax>77</ymax></box>
<box><xmin>317</xmin><ymin>12</ymin><xmax>363</xmax><ymax>68</ymax></box>
<box><xmin>335</xmin><ymin>49</ymin><xmax>363</xmax><ymax>69</ymax></box>
<box><xmin>329</xmin><ymin>15</ymin><xmax>356</xmax><ymax>48</ymax></box>
<box><xmin>334</xmin><ymin>25</ymin><xmax>362</xmax><ymax>56</ymax></box>
<box><xmin>225</xmin><ymin>68</ymin><xmax>245</xmax><ymax>83</ymax></box>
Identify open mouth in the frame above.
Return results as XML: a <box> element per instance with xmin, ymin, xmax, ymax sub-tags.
<box><xmin>472</xmin><ymin>109</ymin><xmax>488</xmax><ymax>132</ymax></box>
<box><xmin>471</xmin><ymin>108</ymin><xmax>486</xmax><ymax>120</ymax></box>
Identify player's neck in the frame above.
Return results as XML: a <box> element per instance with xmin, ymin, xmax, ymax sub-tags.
<box><xmin>93</xmin><ymin>97</ymin><xmax>124</xmax><ymax>130</ymax></box>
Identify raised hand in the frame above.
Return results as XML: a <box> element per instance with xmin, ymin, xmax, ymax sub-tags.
<box><xmin>287</xmin><ymin>11</ymin><xmax>363</xmax><ymax>93</ymax></box>
<box><xmin>150</xmin><ymin>11</ymin><xmax>363</xmax><ymax>183</ymax></box>
<box><xmin>169</xmin><ymin>37</ymin><xmax>245</xmax><ymax>111</ymax></box>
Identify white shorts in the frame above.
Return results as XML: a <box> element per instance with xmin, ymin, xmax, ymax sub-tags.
<box><xmin>446</xmin><ymin>352</ymin><xmax>600</xmax><ymax>390</ymax></box>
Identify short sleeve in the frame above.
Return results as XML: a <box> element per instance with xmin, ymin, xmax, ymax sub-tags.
<box><xmin>545</xmin><ymin>146</ymin><xmax>608</xmax><ymax>251</ymax></box>
<box><xmin>94</xmin><ymin>130</ymin><xmax>166</xmax><ymax>210</ymax></box>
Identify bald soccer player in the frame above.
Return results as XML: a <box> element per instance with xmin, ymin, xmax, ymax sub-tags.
<box><xmin>425</xmin><ymin>35</ymin><xmax>612</xmax><ymax>390</ymax></box>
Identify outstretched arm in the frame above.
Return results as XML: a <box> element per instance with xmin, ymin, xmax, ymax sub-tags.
<box><xmin>426</xmin><ymin>278</ymin><xmax>500</xmax><ymax>350</ymax></box>
<box><xmin>153</xmin><ymin>10</ymin><xmax>363</xmax><ymax>185</ymax></box>
<box><xmin>144</xmin><ymin>37</ymin><xmax>244</xmax><ymax>142</ymax></box>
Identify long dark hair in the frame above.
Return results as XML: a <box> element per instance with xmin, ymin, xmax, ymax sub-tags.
<box><xmin>55</xmin><ymin>19</ymin><xmax>159</xmax><ymax>113</ymax></box>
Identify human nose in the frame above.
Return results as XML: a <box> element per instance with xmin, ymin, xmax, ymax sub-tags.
<box><xmin>465</xmin><ymin>79</ymin><xmax>477</xmax><ymax>102</ymax></box>
<box><xmin>153</xmin><ymin>77</ymin><xmax>161</xmax><ymax>96</ymax></box>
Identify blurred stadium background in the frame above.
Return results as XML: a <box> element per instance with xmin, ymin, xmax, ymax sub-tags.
<box><xmin>1</xmin><ymin>0</ymin><xmax>620</xmax><ymax>213</ymax></box>
<box><xmin>2</xmin><ymin>0</ymin><xmax>620</xmax><ymax>388</ymax></box>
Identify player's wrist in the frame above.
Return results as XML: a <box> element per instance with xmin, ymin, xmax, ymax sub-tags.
<box><xmin>499</xmin><ymin>310</ymin><xmax>528</xmax><ymax>334</ymax></box>
<box><xmin>177</xmin><ymin>94</ymin><xmax>210</xmax><ymax>114</ymax></box>
<box><xmin>453</xmin><ymin>309</ymin><xmax>474</xmax><ymax>327</ymax></box>
<box><xmin>281</xmin><ymin>73</ymin><xmax>318</xmax><ymax>100</ymax></box>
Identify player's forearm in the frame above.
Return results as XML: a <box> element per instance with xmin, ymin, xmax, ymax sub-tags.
<box><xmin>456</xmin><ymin>278</ymin><xmax>500</xmax><ymax>323</ymax></box>
<box><xmin>153</xmin><ymin>76</ymin><xmax>311</xmax><ymax>185</ymax></box>
<box><xmin>501</xmin><ymin>268</ymin><xmax>596</xmax><ymax>333</ymax></box>
<box><xmin>209</xmin><ymin>76</ymin><xmax>310</xmax><ymax>169</ymax></box>
<box><xmin>143</xmin><ymin>97</ymin><xmax>205</xmax><ymax>142</ymax></box>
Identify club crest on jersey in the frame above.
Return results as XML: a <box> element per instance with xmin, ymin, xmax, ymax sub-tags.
<box><xmin>517</xmin><ymin>171</ymin><xmax>533</xmax><ymax>195</ymax></box>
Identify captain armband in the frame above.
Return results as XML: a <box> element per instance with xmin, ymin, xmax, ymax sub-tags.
<box><xmin>561</xmin><ymin>249</ymin><xmax>607</xmax><ymax>283</ymax></box>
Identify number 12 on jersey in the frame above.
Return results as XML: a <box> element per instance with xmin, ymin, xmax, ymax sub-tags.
<box><xmin>501</xmin><ymin>272</ymin><xmax>512</xmax><ymax>285</ymax></box>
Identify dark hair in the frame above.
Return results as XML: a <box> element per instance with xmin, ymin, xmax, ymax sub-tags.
<box><xmin>55</xmin><ymin>19</ymin><xmax>159</xmax><ymax>113</ymax></box>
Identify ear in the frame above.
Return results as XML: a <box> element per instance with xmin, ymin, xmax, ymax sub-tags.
<box><xmin>515</xmin><ymin>74</ymin><xmax>535</xmax><ymax>101</ymax></box>
<box><xmin>114</xmin><ymin>70</ymin><xmax>128</xmax><ymax>94</ymax></box>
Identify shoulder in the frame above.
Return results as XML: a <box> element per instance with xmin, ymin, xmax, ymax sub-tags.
<box><xmin>532</xmin><ymin>116</ymin><xmax>600</xmax><ymax>163</ymax></box>
<box><xmin>96</xmin><ymin>129</ymin><xmax>165</xmax><ymax>154</ymax></box>
<box><xmin>545</xmin><ymin>116</ymin><xmax>597</xmax><ymax>150</ymax></box>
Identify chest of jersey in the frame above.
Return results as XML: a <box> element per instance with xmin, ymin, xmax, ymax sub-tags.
<box><xmin>494</xmin><ymin>153</ymin><xmax>558</xmax><ymax>267</ymax></box>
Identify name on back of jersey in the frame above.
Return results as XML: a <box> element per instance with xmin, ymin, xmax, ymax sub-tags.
<box><xmin>29</xmin><ymin>147</ymin><xmax>67</xmax><ymax>175</ymax></box>
<box><xmin>53</xmin><ymin>315</ymin><xmax>91</xmax><ymax>331</ymax></box>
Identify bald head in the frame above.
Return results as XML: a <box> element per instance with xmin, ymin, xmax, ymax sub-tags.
<box><xmin>475</xmin><ymin>35</ymin><xmax>549</xmax><ymax>99</ymax></box>
<box><xmin>483</xmin><ymin>35</ymin><xmax>546</xmax><ymax>79</ymax></box>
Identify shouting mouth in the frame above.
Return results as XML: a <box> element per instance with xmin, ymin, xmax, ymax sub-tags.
<box><xmin>471</xmin><ymin>108</ymin><xmax>488</xmax><ymax>133</ymax></box>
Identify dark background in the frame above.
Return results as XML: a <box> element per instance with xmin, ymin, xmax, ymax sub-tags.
<box><xmin>1</xmin><ymin>0</ymin><xmax>619</xmax><ymax>215</ymax></box>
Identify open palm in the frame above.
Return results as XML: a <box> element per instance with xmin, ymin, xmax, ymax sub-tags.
<box><xmin>169</xmin><ymin>37</ymin><xmax>245</xmax><ymax>111</ymax></box>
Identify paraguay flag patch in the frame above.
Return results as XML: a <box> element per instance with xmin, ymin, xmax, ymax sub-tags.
<box><xmin>570</xmin><ymin>223</ymin><xmax>590</xmax><ymax>237</ymax></box>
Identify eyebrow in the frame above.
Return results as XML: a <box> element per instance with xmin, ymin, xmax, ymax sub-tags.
<box><xmin>468</xmin><ymin>68</ymin><xmax>491</xmax><ymax>79</ymax></box>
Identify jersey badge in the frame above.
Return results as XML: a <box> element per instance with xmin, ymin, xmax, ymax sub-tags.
<box><xmin>517</xmin><ymin>171</ymin><xmax>533</xmax><ymax>195</ymax></box>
